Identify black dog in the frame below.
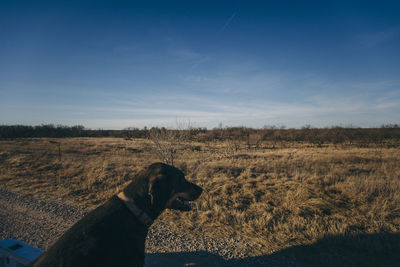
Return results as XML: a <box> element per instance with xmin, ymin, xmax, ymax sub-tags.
<box><xmin>30</xmin><ymin>163</ymin><xmax>202</xmax><ymax>267</ymax></box>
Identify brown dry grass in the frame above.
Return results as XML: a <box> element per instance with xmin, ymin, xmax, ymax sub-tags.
<box><xmin>1</xmin><ymin>137</ymin><xmax>399</xmax><ymax>261</ymax></box>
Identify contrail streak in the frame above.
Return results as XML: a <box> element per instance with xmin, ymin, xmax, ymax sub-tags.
<box><xmin>221</xmin><ymin>12</ymin><xmax>236</xmax><ymax>31</ymax></box>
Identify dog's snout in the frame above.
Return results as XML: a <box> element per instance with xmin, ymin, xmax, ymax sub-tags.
<box><xmin>192</xmin><ymin>184</ymin><xmax>203</xmax><ymax>198</ymax></box>
<box><xmin>196</xmin><ymin>185</ymin><xmax>202</xmax><ymax>196</ymax></box>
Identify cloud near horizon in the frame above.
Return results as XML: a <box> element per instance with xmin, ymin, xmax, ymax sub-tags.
<box><xmin>1</xmin><ymin>76</ymin><xmax>399</xmax><ymax>129</ymax></box>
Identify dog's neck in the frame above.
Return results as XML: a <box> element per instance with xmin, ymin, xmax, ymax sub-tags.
<box><xmin>117</xmin><ymin>192</ymin><xmax>153</xmax><ymax>227</ymax></box>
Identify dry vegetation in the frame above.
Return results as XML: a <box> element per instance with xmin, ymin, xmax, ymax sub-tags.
<box><xmin>1</xmin><ymin>137</ymin><xmax>400</xmax><ymax>264</ymax></box>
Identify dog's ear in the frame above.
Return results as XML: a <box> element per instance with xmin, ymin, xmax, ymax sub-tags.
<box><xmin>148</xmin><ymin>175</ymin><xmax>168</xmax><ymax>207</ymax></box>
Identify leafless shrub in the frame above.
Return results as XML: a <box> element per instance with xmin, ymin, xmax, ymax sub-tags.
<box><xmin>49</xmin><ymin>140</ymin><xmax>62</xmax><ymax>184</ymax></box>
<box><xmin>247</xmin><ymin>133</ymin><xmax>263</xmax><ymax>150</ymax></box>
<box><xmin>147</xmin><ymin>122</ymin><xmax>193</xmax><ymax>166</ymax></box>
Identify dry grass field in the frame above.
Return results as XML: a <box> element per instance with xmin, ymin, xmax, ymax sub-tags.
<box><xmin>1</xmin><ymin>137</ymin><xmax>400</xmax><ymax>264</ymax></box>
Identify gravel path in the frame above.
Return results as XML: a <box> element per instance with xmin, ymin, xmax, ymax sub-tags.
<box><xmin>0</xmin><ymin>189</ymin><xmax>299</xmax><ymax>266</ymax></box>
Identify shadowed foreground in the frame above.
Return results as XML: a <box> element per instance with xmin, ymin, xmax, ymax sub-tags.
<box><xmin>145</xmin><ymin>233</ymin><xmax>400</xmax><ymax>267</ymax></box>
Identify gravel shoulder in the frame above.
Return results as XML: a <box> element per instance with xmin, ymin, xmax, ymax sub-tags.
<box><xmin>0</xmin><ymin>189</ymin><xmax>298</xmax><ymax>266</ymax></box>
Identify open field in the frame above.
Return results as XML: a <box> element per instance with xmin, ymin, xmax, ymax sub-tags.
<box><xmin>1</xmin><ymin>137</ymin><xmax>400</xmax><ymax>265</ymax></box>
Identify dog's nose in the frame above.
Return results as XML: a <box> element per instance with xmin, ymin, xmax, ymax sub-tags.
<box><xmin>195</xmin><ymin>185</ymin><xmax>203</xmax><ymax>197</ymax></box>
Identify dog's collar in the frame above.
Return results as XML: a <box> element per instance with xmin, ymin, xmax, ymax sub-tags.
<box><xmin>117</xmin><ymin>192</ymin><xmax>153</xmax><ymax>227</ymax></box>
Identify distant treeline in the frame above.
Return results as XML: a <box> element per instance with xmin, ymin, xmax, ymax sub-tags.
<box><xmin>1</xmin><ymin>124</ymin><xmax>400</xmax><ymax>147</ymax></box>
<box><xmin>0</xmin><ymin>125</ymin><xmax>145</xmax><ymax>139</ymax></box>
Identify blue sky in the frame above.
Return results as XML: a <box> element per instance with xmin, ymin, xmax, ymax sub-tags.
<box><xmin>1</xmin><ymin>0</ymin><xmax>399</xmax><ymax>129</ymax></box>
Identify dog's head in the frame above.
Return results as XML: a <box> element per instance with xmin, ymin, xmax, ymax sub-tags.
<box><xmin>123</xmin><ymin>163</ymin><xmax>202</xmax><ymax>219</ymax></box>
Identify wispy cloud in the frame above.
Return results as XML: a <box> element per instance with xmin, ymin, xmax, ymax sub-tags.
<box><xmin>171</xmin><ymin>49</ymin><xmax>203</xmax><ymax>60</ymax></box>
<box><xmin>358</xmin><ymin>28</ymin><xmax>400</xmax><ymax>47</ymax></box>
<box><xmin>112</xmin><ymin>44</ymin><xmax>141</xmax><ymax>55</ymax></box>
<box><xmin>180</xmin><ymin>71</ymin><xmax>284</xmax><ymax>95</ymax></box>
<box><xmin>170</xmin><ymin>49</ymin><xmax>210</xmax><ymax>69</ymax></box>
<box><xmin>2</xmin><ymin>80</ymin><xmax>398</xmax><ymax>129</ymax></box>
<box><xmin>1</xmin><ymin>64</ymin><xmax>399</xmax><ymax>129</ymax></box>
